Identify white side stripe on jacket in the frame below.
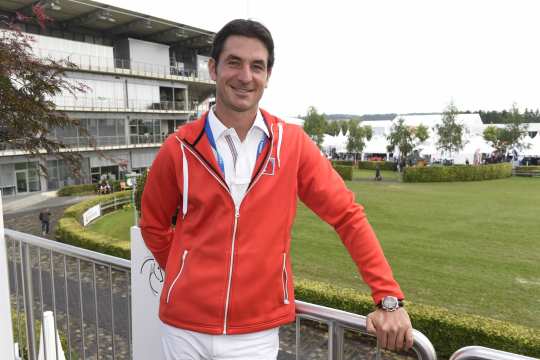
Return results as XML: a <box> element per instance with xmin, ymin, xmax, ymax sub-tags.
<box><xmin>176</xmin><ymin>137</ymin><xmax>189</xmax><ymax>218</ymax></box>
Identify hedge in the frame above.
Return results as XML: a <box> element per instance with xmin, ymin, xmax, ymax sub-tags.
<box><xmin>295</xmin><ymin>279</ymin><xmax>540</xmax><ymax>359</ymax></box>
<box><xmin>332</xmin><ymin>160</ymin><xmax>355</xmax><ymax>166</ymax></box>
<box><xmin>333</xmin><ymin>165</ymin><xmax>353</xmax><ymax>181</ymax></box>
<box><xmin>57</xmin><ymin>180</ymin><xmax>125</xmax><ymax>196</ymax></box>
<box><xmin>134</xmin><ymin>169</ymin><xmax>148</xmax><ymax>215</ymax></box>
<box><xmin>57</xmin><ymin>184</ymin><xmax>97</xmax><ymax>196</ymax></box>
<box><xmin>55</xmin><ymin>191</ymin><xmax>131</xmax><ymax>259</ymax></box>
<box><xmin>403</xmin><ymin>163</ymin><xmax>512</xmax><ymax>183</ymax></box>
<box><xmin>514</xmin><ymin>166</ymin><xmax>540</xmax><ymax>177</ymax></box>
<box><xmin>358</xmin><ymin>161</ymin><xmax>395</xmax><ymax>171</ymax></box>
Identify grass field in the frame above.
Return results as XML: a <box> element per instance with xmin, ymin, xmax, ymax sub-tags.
<box><xmin>89</xmin><ymin>176</ymin><xmax>540</xmax><ymax>329</ymax></box>
<box><xmin>87</xmin><ymin>206</ymin><xmax>134</xmax><ymax>243</ymax></box>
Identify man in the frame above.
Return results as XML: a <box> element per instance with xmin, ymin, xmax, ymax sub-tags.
<box><xmin>141</xmin><ymin>19</ymin><xmax>413</xmax><ymax>360</ymax></box>
<box><xmin>39</xmin><ymin>208</ymin><xmax>51</xmax><ymax>236</ymax></box>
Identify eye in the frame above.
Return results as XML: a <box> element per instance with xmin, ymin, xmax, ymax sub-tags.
<box><xmin>227</xmin><ymin>59</ymin><xmax>241</xmax><ymax>67</ymax></box>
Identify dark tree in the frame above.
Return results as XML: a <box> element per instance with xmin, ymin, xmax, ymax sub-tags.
<box><xmin>0</xmin><ymin>6</ymin><xmax>88</xmax><ymax>175</ymax></box>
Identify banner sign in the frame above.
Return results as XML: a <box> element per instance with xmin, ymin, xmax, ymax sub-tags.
<box><xmin>82</xmin><ymin>204</ymin><xmax>101</xmax><ymax>227</ymax></box>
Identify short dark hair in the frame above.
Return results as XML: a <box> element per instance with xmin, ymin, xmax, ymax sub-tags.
<box><xmin>211</xmin><ymin>19</ymin><xmax>274</xmax><ymax>70</ymax></box>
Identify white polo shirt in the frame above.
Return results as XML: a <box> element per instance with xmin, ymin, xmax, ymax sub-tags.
<box><xmin>207</xmin><ymin>108</ymin><xmax>270</xmax><ymax>207</ymax></box>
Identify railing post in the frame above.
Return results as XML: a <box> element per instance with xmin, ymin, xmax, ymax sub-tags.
<box><xmin>0</xmin><ymin>191</ymin><xmax>16</xmax><ymax>360</ymax></box>
<box><xmin>330</xmin><ymin>321</ymin><xmax>344</xmax><ymax>360</ymax></box>
<box><xmin>21</xmin><ymin>242</ymin><xmax>37</xmax><ymax>360</ymax></box>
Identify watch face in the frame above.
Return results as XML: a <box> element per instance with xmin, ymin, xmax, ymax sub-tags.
<box><xmin>382</xmin><ymin>296</ymin><xmax>399</xmax><ymax>310</ymax></box>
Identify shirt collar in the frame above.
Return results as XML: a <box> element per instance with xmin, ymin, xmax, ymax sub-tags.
<box><xmin>208</xmin><ymin>107</ymin><xmax>270</xmax><ymax>140</ymax></box>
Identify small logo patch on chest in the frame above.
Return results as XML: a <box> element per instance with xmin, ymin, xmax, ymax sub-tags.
<box><xmin>263</xmin><ymin>157</ymin><xmax>276</xmax><ymax>176</ymax></box>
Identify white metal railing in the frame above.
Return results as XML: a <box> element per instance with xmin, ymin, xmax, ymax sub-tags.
<box><xmin>52</xmin><ymin>96</ymin><xmax>193</xmax><ymax>113</ymax></box>
<box><xmin>33</xmin><ymin>48</ymin><xmax>213</xmax><ymax>84</ymax></box>
<box><xmin>5</xmin><ymin>229</ymin><xmax>131</xmax><ymax>360</ymax></box>
<box><xmin>5</xmin><ymin>229</ymin><xmax>439</xmax><ymax>360</ymax></box>
<box><xmin>449</xmin><ymin>346</ymin><xmax>539</xmax><ymax>360</ymax></box>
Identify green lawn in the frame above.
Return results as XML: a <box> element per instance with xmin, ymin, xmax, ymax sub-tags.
<box><xmin>87</xmin><ymin>206</ymin><xmax>134</xmax><ymax>243</ymax></box>
<box><xmin>291</xmin><ymin>176</ymin><xmax>540</xmax><ymax>329</ymax></box>
<box><xmin>89</xmin><ymin>176</ymin><xmax>540</xmax><ymax>329</ymax></box>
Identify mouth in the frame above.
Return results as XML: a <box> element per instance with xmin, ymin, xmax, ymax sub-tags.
<box><xmin>230</xmin><ymin>85</ymin><xmax>254</xmax><ymax>94</ymax></box>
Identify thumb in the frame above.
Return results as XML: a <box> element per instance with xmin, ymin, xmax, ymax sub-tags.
<box><xmin>366</xmin><ymin>313</ymin><xmax>376</xmax><ymax>334</ymax></box>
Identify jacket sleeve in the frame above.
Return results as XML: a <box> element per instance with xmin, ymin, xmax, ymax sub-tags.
<box><xmin>296</xmin><ymin>131</ymin><xmax>404</xmax><ymax>304</ymax></box>
<box><xmin>140</xmin><ymin>138</ymin><xmax>180</xmax><ymax>269</ymax></box>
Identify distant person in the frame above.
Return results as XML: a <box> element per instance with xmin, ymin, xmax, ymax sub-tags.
<box><xmin>465</xmin><ymin>159</ymin><xmax>470</xmax><ymax>165</ymax></box>
<box><xmin>375</xmin><ymin>163</ymin><xmax>383</xmax><ymax>181</ymax></box>
<box><xmin>39</xmin><ymin>208</ymin><xmax>51</xmax><ymax>236</ymax></box>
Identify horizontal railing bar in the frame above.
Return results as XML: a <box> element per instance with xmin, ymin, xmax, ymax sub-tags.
<box><xmin>296</xmin><ymin>300</ymin><xmax>437</xmax><ymax>360</ymax></box>
<box><xmin>450</xmin><ymin>346</ymin><xmax>538</xmax><ymax>360</ymax></box>
<box><xmin>5</xmin><ymin>229</ymin><xmax>131</xmax><ymax>270</ymax></box>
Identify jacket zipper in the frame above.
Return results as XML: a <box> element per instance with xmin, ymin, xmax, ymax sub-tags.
<box><xmin>166</xmin><ymin>249</ymin><xmax>188</xmax><ymax>304</ymax></box>
<box><xmin>282</xmin><ymin>253</ymin><xmax>290</xmax><ymax>305</ymax></box>
<box><xmin>179</xmin><ymin>126</ymin><xmax>275</xmax><ymax>334</ymax></box>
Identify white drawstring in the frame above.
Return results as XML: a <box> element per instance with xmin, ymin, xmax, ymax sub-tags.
<box><xmin>277</xmin><ymin>122</ymin><xmax>283</xmax><ymax>168</ymax></box>
<box><xmin>180</xmin><ymin>142</ymin><xmax>189</xmax><ymax>218</ymax></box>
<box><xmin>282</xmin><ymin>252</ymin><xmax>289</xmax><ymax>304</ymax></box>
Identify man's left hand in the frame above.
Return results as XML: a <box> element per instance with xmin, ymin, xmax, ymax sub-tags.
<box><xmin>366</xmin><ymin>307</ymin><xmax>414</xmax><ymax>352</ymax></box>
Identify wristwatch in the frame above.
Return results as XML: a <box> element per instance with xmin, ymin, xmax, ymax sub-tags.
<box><xmin>377</xmin><ymin>296</ymin><xmax>404</xmax><ymax>312</ymax></box>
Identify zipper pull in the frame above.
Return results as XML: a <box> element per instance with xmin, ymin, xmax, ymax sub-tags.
<box><xmin>235</xmin><ymin>207</ymin><xmax>240</xmax><ymax>218</ymax></box>
<box><xmin>182</xmin><ymin>249</ymin><xmax>188</xmax><ymax>261</ymax></box>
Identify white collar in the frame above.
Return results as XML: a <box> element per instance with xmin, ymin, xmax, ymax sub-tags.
<box><xmin>208</xmin><ymin>107</ymin><xmax>270</xmax><ymax>140</ymax></box>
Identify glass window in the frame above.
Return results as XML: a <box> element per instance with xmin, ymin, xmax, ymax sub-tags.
<box><xmin>99</xmin><ymin>119</ymin><xmax>117</xmax><ymax>137</ymax></box>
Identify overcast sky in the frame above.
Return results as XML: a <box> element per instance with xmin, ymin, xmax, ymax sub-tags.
<box><xmin>102</xmin><ymin>0</ymin><xmax>540</xmax><ymax>118</ymax></box>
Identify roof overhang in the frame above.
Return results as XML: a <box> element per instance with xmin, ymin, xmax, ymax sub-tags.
<box><xmin>0</xmin><ymin>0</ymin><xmax>215</xmax><ymax>47</ymax></box>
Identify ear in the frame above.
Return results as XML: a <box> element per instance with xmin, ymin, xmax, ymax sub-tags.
<box><xmin>265</xmin><ymin>67</ymin><xmax>272</xmax><ymax>88</ymax></box>
<box><xmin>209</xmin><ymin>58</ymin><xmax>217</xmax><ymax>81</ymax></box>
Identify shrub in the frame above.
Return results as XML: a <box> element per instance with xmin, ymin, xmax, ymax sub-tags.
<box><xmin>333</xmin><ymin>165</ymin><xmax>353</xmax><ymax>181</ymax></box>
<box><xmin>358</xmin><ymin>161</ymin><xmax>395</xmax><ymax>171</ymax></box>
<box><xmin>135</xmin><ymin>170</ymin><xmax>148</xmax><ymax>215</ymax></box>
<box><xmin>332</xmin><ymin>160</ymin><xmax>355</xmax><ymax>166</ymax></box>
<box><xmin>56</xmin><ymin>191</ymin><xmax>132</xmax><ymax>259</ymax></box>
<box><xmin>294</xmin><ymin>279</ymin><xmax>540</xmax><ymax>359</ymax></box>
<box><xmin>513</xmin><ymin>166</ymin><xmax>540</xmax><ymax>177</ymax></box>
<box><xmin>403</xmin><ymin>163</ymin><xmax>512</xmax><ymax>183</ymax></box>
<box><xmin>57</xmin><ymin>184</ymin><xmax>97</xmax><ymax>196</ymax></box>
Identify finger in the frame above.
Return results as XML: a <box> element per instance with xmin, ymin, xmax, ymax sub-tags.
<box><xmin>386</xmin><ymin>326</ymin><xmax>397</xmax><ymax>351</ymax></box>
<box><xmin>366</xmin><ymin>314</ymin><xmax>376</xmax><ymax>334</ymax></box>
<box><xmin>378</xmin><ymin>326</ymin><xmax>388</xmax><ymax>350</ymax></box>
<box><xmin>395</xmin><ymin>325</ymin><xmax>406</xmax><ymax>352</ymax></box>
<box><xmin>405</xmin><ymin>327</ymin><xmax>414</xmax><ymax>350</ymax></box>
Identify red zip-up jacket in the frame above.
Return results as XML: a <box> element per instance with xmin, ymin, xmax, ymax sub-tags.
<box><xmin>140</xmin><ymin>109</ymin><xmax>404</xmax><ymax>335</ymax></box>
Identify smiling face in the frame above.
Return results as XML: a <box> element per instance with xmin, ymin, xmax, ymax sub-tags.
<box><xmin>209</xmin><ymin>35</ymin><xmax>272</xmax><ymax>116</ymax></box>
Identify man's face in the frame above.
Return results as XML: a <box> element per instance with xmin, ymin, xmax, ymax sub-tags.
<box><xmin>209</xmin><ymin>35</ymin><xmax>271</xmax><ymax>114</ymax></box>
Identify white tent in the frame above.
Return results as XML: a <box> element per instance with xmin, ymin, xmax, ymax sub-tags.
<box><xmin>363</xmin><ymin>136</ymin><xmax>388</xmax><ymax>154</ymax></box>
<box><xmin>521</xmin><ymin>135</ymin><xmax>540</xmax><ymax>156</ymax></box>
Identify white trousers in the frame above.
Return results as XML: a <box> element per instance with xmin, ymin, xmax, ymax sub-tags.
<box><xmin>161</xmin><ymin>322</ymin><xmax>280</xmax><ymax>360</ymax></box>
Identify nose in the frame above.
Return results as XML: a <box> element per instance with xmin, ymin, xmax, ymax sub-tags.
<box><xmin>236</xmin><ymin>64</ymin><xmax>253</xmax><ymax>83</ymax></box>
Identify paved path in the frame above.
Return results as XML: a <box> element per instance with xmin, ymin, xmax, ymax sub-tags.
<box><xmin>2</xmin><ymin>192</ymin><xmax>95</xmax><ymax>239</ymax></box>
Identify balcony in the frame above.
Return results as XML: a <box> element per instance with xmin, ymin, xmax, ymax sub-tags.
<box><xmin>33</xmin><ymin>48</ymin><xmax>214</xmax><ymax>85</ymax></box>
<box><xmin>53</xmin><ymin>97</ymin><xmax>194</xmax><ymax>114</ymax></box>
<box><xmin>0</xmin><ymin>135</ymin><xmax>166</xmax><ymax>157</ymax></box>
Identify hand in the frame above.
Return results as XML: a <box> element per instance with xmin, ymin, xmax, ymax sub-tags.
<box><xmin>366</xmin><ymin>307</ymin><xmax>414</xmax><ymax>352</ymax></box>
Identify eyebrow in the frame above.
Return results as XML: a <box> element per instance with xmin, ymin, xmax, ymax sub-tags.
<box><xmin>224</xmin><ymin>54</ymin><xmax>266</xmax><ymax>67</ymax></box>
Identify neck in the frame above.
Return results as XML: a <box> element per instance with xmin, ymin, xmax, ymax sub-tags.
<box><xmin>214</xmin><ymin>104</ymin><xmax>257</xmax><ymax>141</ymax></box>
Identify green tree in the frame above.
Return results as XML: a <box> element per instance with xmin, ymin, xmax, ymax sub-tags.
<box><xmin>325</xmin><ymin>121</ymin><xmax>340</xmax><ymax>136</ymax></box>
<box><xmin>483</xmin><ymin>104</ymin><xmax>529</xmax><ymax>156</ymax></box>
<box><xmin>346</xmin><ymin>119</ymin><xmax>372</xmax><ymax>160</ymax></box>
<box><xmin>339</xmin><ymin>120</ymin><xmax>349</xmax><ymax>135</ymax></box>
<box><xmin>0</xmin><ymin>8</ymin><xmax>88</xmax><ymax>175</ymax></box>
<box><xmin>303</xmin><ymin>106</ymin><xmax>327</xmax><ymax>148</ymax></box>
<box><xmin>387</xmin><ymin>118</ymin><xmax>429</xmax><ymax>167</ymax></box>
<box><xmin>435</xmin><ymin>101</ymin><xmax>466</xmax><ymax>160</ymax></box>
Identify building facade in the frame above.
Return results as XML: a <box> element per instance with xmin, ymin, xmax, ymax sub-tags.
<box><xmin>0</xmin><ymin>0</ymin><xmax>216</xmax><ymax>195</ymax></box>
